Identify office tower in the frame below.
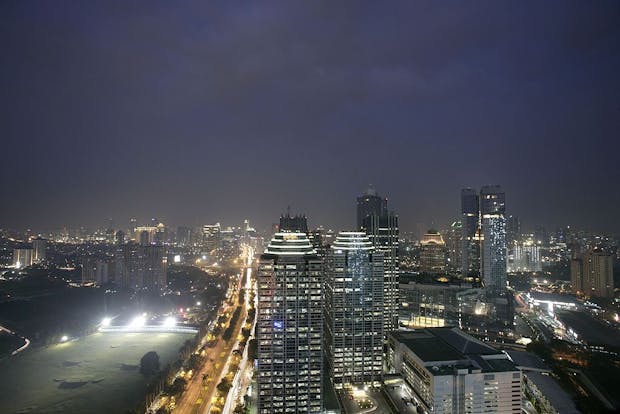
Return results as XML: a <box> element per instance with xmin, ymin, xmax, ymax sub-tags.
<box><xmin>356</xmin><ymin>186</ymin><xmax>387</xmax><ymax>231</ymax></box>
<box><xmin>577</xmin><ymin>248</ymin><xmax>614</xmax><ymax>298</ymax></box>
<box><xmin>31</xmin><ymin>237</ymin><xmax>47</xmax><ymax>263</ymax></box>
<box><xmin>325</xmin><ymin>232</ymin><xmax>384</xmax><ymax>389</ymax></box>
<box><xmin>460</xmin><ymin>188</ymin><xmax>480</xmax><ymax>278</ymax></box>
<box><xmin>480</xmin><ymin>185</ymin><xmax>507</xmax><ymax>293</ymax></box>
<box><xmin>399</xmin><ymin>280</ymin><xmax>475</xmax><ymax>328</ymax></box>
<box><xmin>387</xmin><ymin>328</ymin><xmax>522</xmax><ymax>414</ymax></box>
<box><xmin>279</xmin><ymin>212</ymin><xmax>309</xmax><ymax>233</ymax></box>
<box><xmin>362</xmin><ymin>211</ymin><xmax>399</xmax><ymax>333</ymax></box>
<box><xmin>506</xmin><ymin>215</ymin><xmax>521</xmax><ymax>244</ymax></box>
<box><xmin>444</xmin><ymin>221</ymin><xmax>462</xmax><ymax>273</ymax></box>
<box><xmin>420</xmin><ymin>230</ymin><xmax>447</xmax><ymax>274</ymax></box>
<box><xmin>202</xmin><ymin>223</ymin><xmax>221</xmax><ymax>253</ymax></box>
<box><xmin>257</xmin><ymin>233</ymin><xmax>323</xmax><ymax>414</ymax></box>
<box><xmin>12</xmin><ymin>245</ymin><xmax>33</xmax><ymax>269</ymax></box>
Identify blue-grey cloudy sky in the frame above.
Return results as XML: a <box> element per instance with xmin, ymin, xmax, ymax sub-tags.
<box><xmin>1</xmin><ymin>1</ymin><xmax>619</xmax><ymax>233</ymax></box>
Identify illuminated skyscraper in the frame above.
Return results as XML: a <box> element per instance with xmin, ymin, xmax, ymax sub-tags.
<box><xmin>325</xmin><ymin>232</ymin><xmax>384</xmax><ymax>389</ymax></box>
<box><xmin>362</xmin><ymin>211</ymin><xmax>399</xmax><ymax>333</ymax></box>
<box><xmin>480</xmin><ymin>185</ymin><xmax>507</xmax><ymax>293</ymax></box>
<box><xmin>460</xmin><ymin>188</ymin><xmax>480</xmax><ymax>278</ymax></box>
<box><xmin>12</xmin><ymin>245</ymin><xmax>33</xmax><ymax>269</ymax></box>
<box><xmin>257</xmin><ymin>233</ymin><xmax>323</xmax><ymax>414</ymax></box>
<box><xmin>202</xmin><ymin>223</ymin><xmax>221</xmax><ymax>253</ymax></box>
<box><xmin>420</xmin><ymin>230</ymin><xmax>446</xmax><ymax>275</ymax></box>
<box><xmin>31</xmin><ymin>237</ymin><xmax>47</xmax><ymax>263</ymax></box>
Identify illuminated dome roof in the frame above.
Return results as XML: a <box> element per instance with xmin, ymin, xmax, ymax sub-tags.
<box><xmin>331</xmin><ymin>232</ymin><xmax>374</xmax><ymax>251</ymax></box>
<box><xmin>264</xmin><ymin>232</ymin><xmax>316</xmax><ymax>255</ymax></box>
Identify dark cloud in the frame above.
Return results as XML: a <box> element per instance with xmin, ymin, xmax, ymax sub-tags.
<box><xmin>1</xmin><ymin>0</ymin><xmax>619</xmax><ymax>233</ymax></box>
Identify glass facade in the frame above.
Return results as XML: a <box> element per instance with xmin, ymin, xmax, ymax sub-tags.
<box><xmin>324</xmin><ymin>232</ymin><xmax>384</xmax><ymax>389</ymax></box>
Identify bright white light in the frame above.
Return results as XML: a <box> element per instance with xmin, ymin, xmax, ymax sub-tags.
<box><xmin>196</xmin><ymin>301</ymin><xmax>202</xmax><ymax>306</ymax></box>
<box><xmin>163</xmin><ymin>317</ymin><xmax>176</xmax><ymax>327</ymax></box>
<box><xmin>129</xmin><ymin>316</ymin><xmax>146</xmax><ymax>328</ymax></box>
<box><xmin>60</xmin><ymin>335</ymin><xmax>69</xmax><ymax>342</ymax></box>
<box><xmin>101</xmin><ymin>317</ymin><xmax>112</xmax><ymax>327</ymax></box>
<box><xmin>174</xmin><ymin>254</ymin><xmax>181</xmax><ymax>263</ymax></box>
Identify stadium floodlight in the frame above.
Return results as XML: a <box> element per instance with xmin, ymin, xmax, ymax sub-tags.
<box><xmin>129</xmin><ymin>316</ymin><xmax>146</xmax><ymax>328</ymax></box>
<box><xmin>163</xmin><ymin>317</ymin><xmax>176</xmax><ymax>327</ymax></box>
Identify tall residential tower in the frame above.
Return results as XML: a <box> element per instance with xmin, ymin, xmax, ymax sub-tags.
<box><xmin>325</xmin><ymin>232</ymin><xmax>384</xmax><ymax>389</ymax></box>
<box><xmin>257</xmin><ymin>233</ymin><xmax>323</xmax><ymax>414</ymax></box>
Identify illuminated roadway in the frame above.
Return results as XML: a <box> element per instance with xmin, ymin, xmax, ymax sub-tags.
<box><xmin>173</xmin><ymin>260</ymin><xmax>250</xmax><ymax>414</ymax></box>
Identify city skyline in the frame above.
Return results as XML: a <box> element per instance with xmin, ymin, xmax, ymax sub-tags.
<box><xmin>2</xmin><ymin>1</ymin><xmax>619</xmax><ymax>233</ymax></box>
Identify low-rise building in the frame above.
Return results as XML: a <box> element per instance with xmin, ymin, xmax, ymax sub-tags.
<box><xmin>387</xmin><ymin>328</ymin><xmax>521</xmax><ymax>414</ymax></box>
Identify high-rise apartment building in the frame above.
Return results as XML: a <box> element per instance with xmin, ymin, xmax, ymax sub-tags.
<box><xmin>362</xmin><ymin>211</ymin><xmax>399</xmax><ymax>334</ymax></box>
<box><xmin>31</xmin><ymin>237</ymin><xmax>47</xmax><ymax>263</ymax></box>
<box><xmin>12</xmin><ymin>245</ymin><xmax>33</xmax><ymax>269</ymax></box>
<box><xmin>115</xmin><ymin>243</ymin><xmax>167</xmax><ymax>291</ymax></box>
<box><xmin>461</xmin><ymin>188</ymin><xmax>480</xmax><ymax>278</ymax></box>
<box><xmin>572</xmin><ymin>248</ymin><xmax>614</xmax><ymax>298</ymax></box>
<box><xmin>480</xmin><ymin>185</ymin><xmax>507</xmax><ymax>293</ymax></box>
<box><xmin>325</xmin><ymin>232</ymin><xmax>384</xmax><ymax>389</ymax></box>
<box><xmin>257</xmin><ymin>233</ymin><xmax>323</xmax><ymax>414</ymax></box>
<box><xmin>420</xmin><ymin>230</ymin><xmax>447</xmax><ymax>274</ymax></box>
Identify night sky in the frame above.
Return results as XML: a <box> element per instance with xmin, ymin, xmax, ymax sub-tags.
<box><xmin>1</xmin><ymin>1</ymin><xmax>619</xmax><ymax>233</ymax></box>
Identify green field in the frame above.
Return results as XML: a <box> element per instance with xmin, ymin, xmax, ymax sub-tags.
<box><xmin>0</xmin><ymin>331</ymin><xmax>194</xmax><ymax>414</ymax></box>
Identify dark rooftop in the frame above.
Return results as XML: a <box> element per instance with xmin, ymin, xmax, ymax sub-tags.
<box><xmin>390</xmin><ymin>327</ymin><xmax>517</xmax><ymax>374</ymax></box>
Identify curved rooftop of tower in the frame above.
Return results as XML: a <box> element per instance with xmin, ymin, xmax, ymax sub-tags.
<box><xmin>331</xmin><ymin>231</ymin><xmax>374</xmax><ymax>251</ymax></box>
<box><xmin>264</xmin><ymin>232</ymin><xmax>317</xmax><ymax>255</ymax></box>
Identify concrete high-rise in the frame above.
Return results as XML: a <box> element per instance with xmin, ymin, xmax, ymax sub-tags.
<box><xmin>257</xmin><ymin>233</ymin><xmax>323</xmax><ymax>414</ymax></box>
<box><xmin>325</xmin><ymin>232</ymin><xmax>384</xmax><ymax>389</ymax></box>
<box><xmin>12</xmin><ymin>245</ymin><xmax>33</xmax><ymax>269</ymax></box>
<box><xmin>31</xmin><ymin>237</ymin><xmax>47</xmax><ymax>263</ymax></box>
<box><xmin>572</xmin><ymin>248</ymin><xmax>614</xmax><ymax>298</ymax></box>
<box><xmin>460</xmin><ymin>188</ymin><xmax>480</xmax><ymax>278</ymax></box>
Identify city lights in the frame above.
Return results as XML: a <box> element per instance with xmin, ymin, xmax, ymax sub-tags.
<box><xmin>163</xmin><ymin>317</ymin><xmax>176</xmax><ymax>327</ymax></box>
<box><xmin>129</xmin><ymin>316</ymin><xmax>146</xmax><ymax>328</ymax></box>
